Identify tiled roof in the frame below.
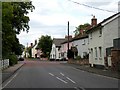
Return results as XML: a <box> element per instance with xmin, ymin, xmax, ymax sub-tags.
<box><xmin>61</xmin><ymin>34</ymin><xmax>88</xmax><ymax>44</ymax></box>
<box><xmin>53</xmin><ymin>38</ymin><xmax>65</xmax><ymax>46</ymax></box>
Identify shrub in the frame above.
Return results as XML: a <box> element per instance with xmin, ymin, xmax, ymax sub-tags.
<box><xmin>75</xmin><ymin>56</ymin><xmax>81</xmax><ymax>60</ymax></box>
<box><xmin>8</xmin><ymin>54</ymin><xmax>18</xmax><ymax>66</ymax></box>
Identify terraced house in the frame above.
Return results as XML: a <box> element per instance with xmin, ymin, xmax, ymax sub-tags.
<box><xmin>87</xmin><ymin>12</ymin><xmax>120</xmax><ymax>68</ymax></box>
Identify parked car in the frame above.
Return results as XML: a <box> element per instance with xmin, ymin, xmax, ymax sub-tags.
<box><xmin>18</xmin><ymin>56</ymin><xmax>24</xmax><ymax>61</ymax></box>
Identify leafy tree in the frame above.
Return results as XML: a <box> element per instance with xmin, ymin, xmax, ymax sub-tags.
<box><xmin>74</xmin><ymin>23</ymin><xmax>91</xmax><ymax>36</ymax></box>
<box><xmin>37</xmin><ymin>35</ymin><xmax>53</xmax><ymax>57</ymax></box>
<box><xmin>2</xmin><ymin>2</ymin><xmax>35</xmax><ymax>59</ymax></box>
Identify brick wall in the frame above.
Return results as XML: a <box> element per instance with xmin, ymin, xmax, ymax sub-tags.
<box><xmin>111</xmin><ymin>49</ymin><xmax>120</xmax><ymax>71</ymax></box>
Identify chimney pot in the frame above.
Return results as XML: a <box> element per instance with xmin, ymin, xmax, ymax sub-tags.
<box><xmin>91</xmin><ymin>15</ymin><xmax>97</xmax><ymax>27</ymax></box>
<box><xmin>35</xmin><ymin>40</ymin><xmax>37</xmax><ymax>44</ymax></box>
<box><xmin>31</xmin><ymin>43</ymin><xmax>33</xmax><ymax>47</ymax></box>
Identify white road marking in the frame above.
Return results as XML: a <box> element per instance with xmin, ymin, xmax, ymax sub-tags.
<box><xmin>74</xmin><ymin>87</ymin><xmax>85</xmax><ymax>90</ymax></box>
<box><xmin>2</xmin><ymin>72</ymin><xmax>18</xmax><ymax>89</ymax></box>
<box><xmin>49</xmin><ymin>73</ymin><xmax>54</xmax><ymax>76</ymax></box>
<box><xmin>60</xmin><ymin>72</ymin><xmax>65</xmax><ymax>76</ymax></box>
<box><xmin>66</xmin><ymin>77</ymin><xmax>76</xmax><ymax>84</ymax></box>
<box><xmin>56</xmin><ymin>77</ymin><xmax>68</xmax><ymax>84</ymax></box>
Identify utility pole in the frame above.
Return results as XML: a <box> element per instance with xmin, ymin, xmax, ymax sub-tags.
<box><xmin>68</xmin><ymin>21</ymin><xmax>69</xmax><ymax>51</ymax></box>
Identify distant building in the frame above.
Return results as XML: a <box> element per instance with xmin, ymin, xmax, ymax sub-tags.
<box><xmin>60</xmin><ymin>36</ymin><xmax>73</xmax><ymax>60</ymax></box>
<box><xmin>50</xmin><ymin>38</ymin><xmax>65</xmax><ymax>60</ymax></box>
<box><xmin>31</xmin><ymin>40</ymin><xmax>42</xmax><ymax>58</ymax></box>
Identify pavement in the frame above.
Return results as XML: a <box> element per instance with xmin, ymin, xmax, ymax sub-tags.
<box><xmin>2</xmin><ymin>61</ymin><xmax>25</xmax><ymax>83</ymax></box>
<box><xmin>62</xmin><ymin>63</ymin><xmax>120</xmax><ymax>79</ymax></box>
<box><xmin>1</xmin><ymin>60</ymin><xmax>119</xmax><ymax>85</ymax></box>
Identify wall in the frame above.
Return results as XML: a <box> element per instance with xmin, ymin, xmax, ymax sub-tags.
<box><xmin>50</xmin><ymin>44</ymin><xmax>61</xmax><ymax>60</ymax></box>
<box><xmin>73</xmin><ymin>38</ymin><xmax>89</xmax><ymax>58</ymax></box>
<box><xmin>60</xmin><ymin>42</ymin><xmax>72</xmax><ymax>59</ymax></box>
<box><xmin>88</xmin><ymin>28</ymin><xmax>104</xmax><ymax>66</ymax></box>
<box><xmin>103</xmin><ymin>17</ymin><xmax>119</xmax><ymax>57</ymax></box>
<box><xmin>50</xmin><ymin>44</ymin><xmax>56</xmax><ymax>59</ymax></box>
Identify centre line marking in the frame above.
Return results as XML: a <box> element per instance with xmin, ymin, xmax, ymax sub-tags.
<box><xmin>49</xmin><ymin>73</ymin><xmax>54</xmax><ymax>76</ymax></box>
<box><xmin>56</xmin><ymin>77</ymin><xmax>68</xmax><ymax>84</ymax></box>
<box><xmin>66</xmin><ymin>77</ymin><xmax>76</xmax><ymax>84</ymax></box>
<box><xmin>60</xmin><ymin>72</ymin><xmax>65</xmax><ymax>76</ymax></box>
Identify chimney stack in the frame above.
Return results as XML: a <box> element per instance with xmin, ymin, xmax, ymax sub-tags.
<box><xmin>91</xmin><ymin>15</ymin><xmax>97</xmax><ymax>27</ymax></box>
<box><xmin>118</xmin><ymin>1</ymin><xmax>120</xmax><ymax>12</ymax></box>
<box><xmin>65</xmin><ymin>35</ymin><xmax>72</xmax><ymax>40</ymax></box>
<box><xmin>31</xmin><ymin>43</ymin><xmax>33</xmax><ymax>47</ymax></box>
<box><xmin>35</xmin><ymin>40</ymin><xmax>37</xmax><ymax>45</ymax></box>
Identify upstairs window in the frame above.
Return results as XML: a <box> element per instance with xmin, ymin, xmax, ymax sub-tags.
<box><xmin>95</xmin><ymin>47</ymin><xmax>97</xmax><ymax>58</ymax></box>
<box><xmin>90</xmin><ymin>33</ymin><xmax>92</xmax><ymax>39</ymax></box>
<box><xmin>82</xmin><ymin>40</ymin><xmax>85</xmax><ymax>45</ymax></box>
<box><xmin>99</xmin><ymin>28</ymin><xmax>102</xmax><ymax>37</ymax></box>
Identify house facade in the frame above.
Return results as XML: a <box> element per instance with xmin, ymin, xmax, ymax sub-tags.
<box><xmin>31</xmin><ymin>40</ymin><xmax>42</xmax><ymax>58</ymax></box>
<box><xmin>87</xmin><ymin>13</ymin><xmax>120</xmax><ymax>67</ymax></box>
<box><xmin>60</xmin><ymin>40</ymin><xmax>73</xmax><ymax>60</ymax></box>
<box><xmin>50</xmin><ymin>38</ymin><xmax>65</xmax><ymax>60</ymax></box>
<box><xmin>72</xmin><ymin>35</ymin><xmax>89</xmax><ymax>58</ymax></box>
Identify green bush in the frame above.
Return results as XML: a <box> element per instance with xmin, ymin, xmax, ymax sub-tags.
<box><xmin>75</xmin><ymin>56</ymin><xmax>81</xmax><ymax>60</ymax></box>
<box><xmin>67</xmin><ymin>50</ymin><xmax>74</xmax><ymax>59</ymax></box>
<box><xmin>8</xmin><ymin>54</ymin><xmax>18</xmax><ymax>66</ymax></box>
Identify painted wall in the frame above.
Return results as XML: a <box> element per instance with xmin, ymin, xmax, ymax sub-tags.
<box><xmin>50</xmin><ymin>44</ymin><xmax>61</xmax><ymax>60</ymax></box>
<box><xmin>103</xmin><ymin>16</ymin><xmax>119</xmax><ymax>56</ymax></box>
<box><xmin>88</xmin><ymin>28</ymin><xmax>104</xmax><ymax>66</ymax></box>
<box><xmin>72</xmin><ymin>38</ymin><xmax>89</xmax><ymax>58</ymax></box>
<box><xmin>60</xmin><ymin>42</ymin><xmax>72</xmax><ymax>59</ymax></box>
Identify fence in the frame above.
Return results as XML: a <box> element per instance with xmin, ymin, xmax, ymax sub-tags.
<box><xmin>0</xmin><ymin>59</ymin><xmax>9</xmax><ymax>70</ymax></box>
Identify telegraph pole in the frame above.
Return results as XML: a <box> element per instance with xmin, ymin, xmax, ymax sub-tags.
<box><xmin>68</xmin><ymin>21</ymin><xmax>69</xmax><ymax>51</ymax></box>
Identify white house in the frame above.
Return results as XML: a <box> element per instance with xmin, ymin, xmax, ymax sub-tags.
<box><xmin>50</xmin><ymin>38</ymin><xmax>65</xmax><ymax>60</ymax></box>
<box><xmin>87</xmin><ymin>12</ymin><xmax>120</xmax><ymax>67</ymax></box>
<box><xmin>72</xmin><ymin>34</ymin><xmax>89</xmax><ymax>58</ymax></box>
<box><xmin>31</xmin><ymin>40</ymin><xmax>42</xmax><ymax>58</ymax></box>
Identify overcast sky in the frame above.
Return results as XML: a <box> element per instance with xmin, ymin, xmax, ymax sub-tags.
<box><xmin>17</xmin><ymin>0</ymin><xmax>120</xmax><ymax>47</ymax></box>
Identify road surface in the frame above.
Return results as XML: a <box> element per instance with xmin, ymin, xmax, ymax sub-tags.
<box><xmin>2</xmin><ymin>60</ymin><xmax>119</xmax><ymax>89</ymax></box>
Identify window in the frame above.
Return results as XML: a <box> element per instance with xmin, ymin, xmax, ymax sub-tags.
<box><xmin>88</xmin><ymin>38</ymin><xmax>89</xmax><ymax>44</ymax></box>
<box><xmin>95</xmin><ymin>47</ymin><xmax>97</xmax><ymax>58</ymax></box>
<box><xmin>59</xmin><ymin>53</ymin><xmax>61</xmax><ymax>58</ymax></box>
<box><xmin>99</xmin><ymin>47</ymin><xmax>102</xmax><ymax>57</ymax></box>
<box><xmin>82</xmin><ymin>40</ymin><xmax>85</xmax><ymax>45</ymax></box>
<box><xmin>90</xmin><ymin>33</ymin><xmax>92</xmax><ymax>39</ymax></box>
<box><xmin>99</xmin><ymin>28</ymin><xmax>102</xmax><ymax>37</ymax></box>
<box><xmin>99</xmin><ymin>47</ymin><xmax>102</xmax><ymax>60</ymax></box>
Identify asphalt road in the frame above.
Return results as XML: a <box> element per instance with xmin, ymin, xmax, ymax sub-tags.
<box><xmin>2</xmin><ymin>60</ymin><xmax>119</xmax><ymax>89</ymax></box>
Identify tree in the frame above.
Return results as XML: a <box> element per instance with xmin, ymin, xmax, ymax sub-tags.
<box><xmin>74</xmin><ymin>23</ymin><xmax>91</xmax><ymax>36</ymax></box>
<box><xmin>2</xmin><ymin>2</ymin><xmax>35</xmax><ymax>58</ymax></box>
<box><xmin>37</xmin><ymin>35</ymin><xmax>53</xmax><ymax>57</ymax></box>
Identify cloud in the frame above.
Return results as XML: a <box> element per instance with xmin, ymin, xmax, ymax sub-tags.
<box><xmin>17</xmin><ymin>0</ymin><xmax>120</xmax><ymax>46</ymax></box>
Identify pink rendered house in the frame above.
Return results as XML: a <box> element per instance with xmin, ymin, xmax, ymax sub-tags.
<box><xmin>60</xmin><ymin>36</ymin><xmax>73</xmax><ymax>60</ymax></box>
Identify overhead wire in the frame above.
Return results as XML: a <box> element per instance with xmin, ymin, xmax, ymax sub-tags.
<box><xmin>68</xmin><ymin>0</ymin><xmax>117</xmax><ymax>13</ymax></box>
